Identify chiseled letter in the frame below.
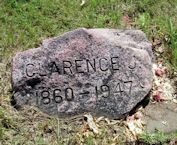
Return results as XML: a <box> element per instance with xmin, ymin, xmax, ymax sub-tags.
<box><xmin>75</xmin><ymin>59</ymin><xmax>84</xmax><ymax>73</ymax></box>
<box><xmin>50</xmin><ymin>61</ymin><xmax>60</xmax><ymax>74</ymax></box>
<box><xmin>86</xmin><ymin>59</ymin><xmax>96</xmax><ymax>72</ymax></box>
<box><xmin>26</xmin><ymin>63</ymin><xmax>36</xmax><ymax>77</ymax></box>
<box><xmin>111</xmin><ymin>56</ymin><xmax>119</xmax><ymax>71</ymax></box>
<box><xmin>63</xmin><ymin>61</ymin><xmax>73</xmax><ymax>75</ymax></box>
<box><xmin>99</xmin><ymin>58</ymin><xmax>108</xmax><ymax>71</ymax></box>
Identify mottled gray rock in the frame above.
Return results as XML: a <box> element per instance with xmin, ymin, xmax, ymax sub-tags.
<box><xmin>12</xmin><ymin>28</ymin><xmax>153</xmax><ymax>119</ymax></box>
<box><xmin>143</xmin><ymin>102</ymin><xmax>177</xmax><ymax>133</ymax></box>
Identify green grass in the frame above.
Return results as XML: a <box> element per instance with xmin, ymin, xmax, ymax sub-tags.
<box><xmin>0</xmin><ymin>0</ymin><xmax>177</xmax><ymax>144</ymax></box>
<box><xmin>139</xmin><ymin>130</ymin><xmax>177</xmax><ymax>144</ymax></box>
<box><xmin>0</xmin><ymin>0</ymin><xmax>177</xmax><ymax>66</ymax></box>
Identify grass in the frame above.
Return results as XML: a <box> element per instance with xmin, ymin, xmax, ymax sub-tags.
<box><xmin>139</xmin><ymin>130</ymin><xmax>177</xmax><ymax>144</ymax></box>
<box><xmin>0</xmin><ymin>0</ymin><xmax>177</xmax><ymax>144</ymax></box>
<box><xmin>0</xmin><ymin>0</ymin><xmax>177</xmax><ymax>66</ymax></box>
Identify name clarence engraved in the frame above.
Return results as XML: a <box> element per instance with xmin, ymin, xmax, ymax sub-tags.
<box><xmin>25</xmin><ymin>56</ymin><xmax>122</xmax><ymax>77</ymax></box>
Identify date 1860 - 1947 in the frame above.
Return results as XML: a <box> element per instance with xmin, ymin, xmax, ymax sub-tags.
<box><xmin>36</xmin><ymin>81</ymin><xmax>133</xmax><ymax>105</ymax></box>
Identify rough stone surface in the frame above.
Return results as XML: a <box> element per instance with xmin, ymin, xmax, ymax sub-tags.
<box><xmin>12</xmin><ymin>28</ymin><xmax>153</xmax><ymax>119</ymax></box>
<box><xmin>143</xmin><ymin>102</ymin><xmax>177</xmax><ymax>133</ymax></box>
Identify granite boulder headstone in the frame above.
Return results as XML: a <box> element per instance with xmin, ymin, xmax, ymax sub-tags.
<box><xmin>12</xmin><ymin>28</ymin><xmax>153</xmax><ymax>119</ymax></box>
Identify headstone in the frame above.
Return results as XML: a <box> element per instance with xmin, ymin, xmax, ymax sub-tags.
<box><xmin>12</xmin><ymin>28</ymin><xmax>153</xmax><ymax>119</ymax></box>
